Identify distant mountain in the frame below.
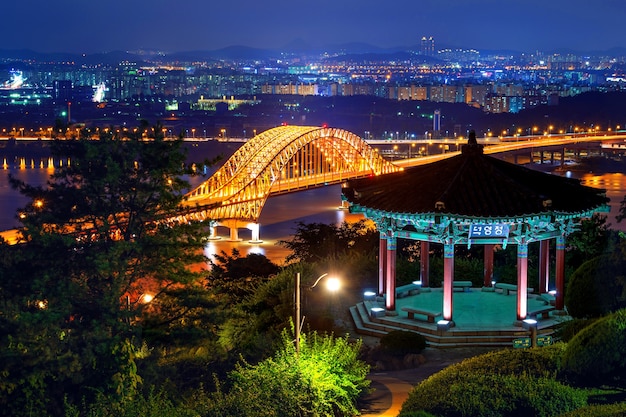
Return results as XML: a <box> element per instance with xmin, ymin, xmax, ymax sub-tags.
<box><xmin>2</xmin><ymin>43</ymin><xmax>626</xmax><ymax>65</ymax></box>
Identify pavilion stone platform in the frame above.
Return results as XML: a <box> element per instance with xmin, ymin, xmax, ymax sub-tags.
<box><xmin>349</xmin><ymin>287</ymin><xmax>568</xmax><ymax>348</ymax></box>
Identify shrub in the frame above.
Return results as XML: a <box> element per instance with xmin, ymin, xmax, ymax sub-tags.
<box><xmin>64</xmin><ymin>388</ymin><xmax>196</xmax><ymax>417</ymax></box>
<box><xmin>565</xmin><ymin>256</ymin><xmax>626</xmax><ymax>318</ymax></box>
<box><xmin>400</xmin><ymin>373</ymin><xmax>586</xmax><ymax>417</ymax></box>
<box><xmin>399</xmin><ymin>346</ymin><xmax>582</xmax><ymax>417</ymax></box>
<box><xmin>209</xmin><ymin>330</ymin><xmax>370</xmax><ymax>417</ymax></box>
<box><xmin>561</xmin><ymin>308</ymin><xmax>626</xmax><ymax>387</ymax></box>
<box><xmin>553</xmin><ymin>317</ymin><xmax>600</xmax><ymax>343</ymax></box>
<box><xmin>430</xmin><ymin>345</ymin><xmax>565</xmax><ymax>379</ymax></box>
<box><xmin>557</xmin><ymin>402</ymin><xmax>626</xmax><ymax>417</ymax></box>
<box><xmin>379</xmin><ymin>330</ymin><xmax>427</xmax><ymax>356</ymax></box>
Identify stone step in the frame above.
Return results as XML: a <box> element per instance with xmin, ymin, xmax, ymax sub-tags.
<box><xmin>349</xmin><ymin>302</ymin><xmax>557</xmax><ymax>348</ymax></box>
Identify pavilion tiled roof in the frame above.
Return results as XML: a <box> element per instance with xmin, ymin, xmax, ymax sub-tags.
<box><xmin>343</xmin><ymin>143</ymin><xmax>609</xmax><ymax>219</ymax></box>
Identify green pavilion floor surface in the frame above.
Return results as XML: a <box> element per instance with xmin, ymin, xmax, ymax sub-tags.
<box><xmin>349</xmin><ymin>287</ymin><xmax>569</xmax><ymax>348</ymax></box>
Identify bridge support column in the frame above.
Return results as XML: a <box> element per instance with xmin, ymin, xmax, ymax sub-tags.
<box><xmin>247</xmin><ymin>223</ymin><xmax>262</xmax><ymax>244</ymax></box>
<box><xmin>222</xmin><ymin>219</ymin><xmax>244</xmax><ymax>242</ymax></box>
<box><xmin>229</xmin><ymin>227</ymin><xmax>241</xmax><ymax>241</ymax></box>
<box><xmin>209</xmin><ymin>221</ymin><xmax>221</xmax><ymax>240</ymax></box>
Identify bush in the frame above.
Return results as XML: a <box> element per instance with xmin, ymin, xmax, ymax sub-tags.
<box><xmin>400</xmin><ymin>373</ymin><xmax>586</xmax><ymax>417</ymax></box>
<box><xmin>557</xmin><ymin>402</ymin><xmax>626</xmax><ymax>417</ymax></box>
<box><xmin>64</xmin><ymin>388</ymin><xmax>196</xmax><ymax>417</ymax></box>
<box><xmin>565</xmin><ymin>256</ymin><xmax>626</xmax><ymax>318</ymax></box>
<box><xmin>379</xmin><ymin>330</ymin><xmax>427</xmax><ymax>356</ymax></box>
<box><xmin>553</xmin><ymin>318</ymin><xmax>600</xmax><ymax>343</ymax></box>
<box><xmin>399</xmin><ymin>346</ymin><xmax>583</xmax><ymax>417</ymax></box>
<box><xmin>431</xmin><ymin>345</ymin><xmax>566</xmax><ymax>379</ymax></box>
<box><xmin>207</xmin><ymin>330</ymin><xmax>370</xmax><ymax>417</ymax></box>
<box><xmin>562</xmin><ymin>308</ymin><xmax>626</xmax><ymax>387</ymax></box>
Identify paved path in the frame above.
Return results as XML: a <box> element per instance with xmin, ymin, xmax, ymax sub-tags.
<box><xmin>358</xmin><ymin>348</ymin><xmax>496</xmax><ymax>416</ymax></box>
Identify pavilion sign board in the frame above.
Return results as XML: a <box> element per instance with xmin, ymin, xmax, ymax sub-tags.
<box><xmin>469</xmin><ymin>223</ymin><xmax>510</xmax><ymax>239</ymax></box>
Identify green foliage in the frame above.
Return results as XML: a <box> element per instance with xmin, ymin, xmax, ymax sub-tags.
<box><xmin>401</xmin><ymin>370</ymin><xmax>585</xmax><ymax>417</ymax></box>
<box><xmin>379</xmin><ymin>330</ymin><xmax>427</xmax><ymax>356</ymax></box>
<box><xmin>446</xmin><ymin>344</ymin><xmax>566</xmax><ymax>378</ymax></box>
<box><xmin>553</xmin><ymin>318</ymin><xmax>600</xmax><ymax>342</ymax></box>
<box><xmin>0</xmin><ymin>125</ymin><xmax>212</xmax><ymax>415</ymax></box>
<box><xmin>399</xmin><ymin>346</ymin><xmax>583</xmax><ymax>417</ymax></box>
<box><xmin>397</xmin><ymin>412</ymin><xmax>438</xmax><ymax>417</ymax></box>
<box><xmin>562</xmin><ymin>308</ymin><xmax>626</xmax><ymax>387</ymax></box>
<box><xmin>558</xmin><ymin>402</ymin><xmax>626</xmax><ymax>417</ymax></box>
<box><xmin>210</xmin><ymin>248</ymin><xmax>279</xmax><ymax>280</ymax></box>
<box><xmin>565</xmin><ymin>255</ymin><xmax>626</xmax><ymax>318</ymax></box>
<box><xmin>206</xmin><ymin>330</ymin><xmax>370</xmax><ymax>417</ymax></box>
<box><xmin>64</xmin><ymin>388</ymin><xmax>197</xmax><ymax>417</ymax></box>
<box><xmin>279</xmin><ymin>220</ymin><xmax>378</xmax><ymax>263</ymax></box>
<box><xmin>566</xmin><ymin>214</ymin><xmax>612</xmax><ymax>270</ymax></box>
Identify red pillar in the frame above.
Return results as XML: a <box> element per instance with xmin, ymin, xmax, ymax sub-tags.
<box><xmin>378</xmin><ymin>235</ymin><xmax>387</xmax><ymax>295</ymax></box>
<box><xmin>517</xmin><ymin>243</ymin><xmax>528</xmax><ymax>321</ymax></box>
<box><xmin>443</xmin><ymin>243</ymin><xmax>454</xmax><ymax>321</ymax></box>
<box><xmin>556</xmin><ymin>236</ymin><xmax>566</xmax><ymax>311</ymax></box>
<box><xmin>539</xmin><ymin>240</ymin><xmax>550</xmax><ymax>294</ymax></box>
<box><xmin>420</xmin><ymin>241</ymin><xmax>430</xmax><ymax>287</ymax></box>
<box><xmin>483</xmin><ymin>244</ymin><xmax>494</xmax><ymax>287</ymax></box>
<box><xmin>385</xmin><ymin>237</ymin><xmax>397</xmax><ymax>312</ymax></box>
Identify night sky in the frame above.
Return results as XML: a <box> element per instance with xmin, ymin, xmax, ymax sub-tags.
<box><xmin>3</xmin><ymin>0</ymin><xmax>626</xmax><ymax>54</ymax></box>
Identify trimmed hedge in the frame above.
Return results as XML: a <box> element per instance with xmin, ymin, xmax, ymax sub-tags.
<box><xmin>553</xmin><ymin>318</ymin><xmax>600</xmax><ymax>343</ymax></box>
<box><xmin>561</xmin><ymin>308</ymin><xmax>626</xmax><ymax>387</ymax></box>
<box><xmin>399</xmin><ymin>346</ymin><xmax>586</xmax><ymax>417</ymax></box>
<box><xmin>399</xmin><ymin>373</ymin><xmax>586</xmax><ymax>417</ymax></box>
<box><xmin>430</xmin><ymin>344</ymin><xmax>566</xmax><ymax>379</ymax></box>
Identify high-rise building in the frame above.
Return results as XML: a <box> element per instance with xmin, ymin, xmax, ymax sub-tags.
<box><xmin>433</xmin><ymin>109</ymin><xmax>441</xmax><ymax>132</ymax></box>
<box><xmin>420</xmin><ymin>36</ymin><xmax>435</xmax><ymax>56</ymax></box>
<box><xmin>53</xmin><ymin>80</ymin><xmax>72</xmax><ymax>102</ymax></box>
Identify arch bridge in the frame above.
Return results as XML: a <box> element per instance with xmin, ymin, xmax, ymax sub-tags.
<box><xmin>178</xmin><ymin>125</ymin><xmax>400</xmax><ymax>240</ymax></box>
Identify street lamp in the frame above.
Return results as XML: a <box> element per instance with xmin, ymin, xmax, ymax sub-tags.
<box><xmin>295</xmin><ymin>272</ymin><xmax>340</xmax><ymax>354</ymax></box>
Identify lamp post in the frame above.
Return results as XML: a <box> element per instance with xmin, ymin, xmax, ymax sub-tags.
<box><xmin>295</xmin><ymin>272</ymin><xmax>340</xmax><ymax>354</ymax></box>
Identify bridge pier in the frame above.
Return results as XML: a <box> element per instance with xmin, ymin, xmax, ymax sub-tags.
<box><xmin>247</xmin><ymin>222</ymin><xmax>263</xmax><ymax>244</ymax></box>
<box><xmin>229</xmin><ymin>227</ymin><xmax>242</xmax><ymax>242</ymax></box>
<box><xmin>208</xmin><ymin>221</ymin><xmax>221</xmax><ymax>240</ymax></box>
<box><xmin>220</xmin><ymin>219</ymin><xmax>263</xmax><ymax>243</ymax></box>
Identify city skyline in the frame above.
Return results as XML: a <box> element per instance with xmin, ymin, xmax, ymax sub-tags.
<box><xmin>2</xmin><ymin>0</ymin><xmax>626</xmax><ymax>55</ymax></box>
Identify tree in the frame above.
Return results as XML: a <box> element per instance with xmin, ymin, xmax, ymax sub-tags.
<box><xmin>0</xmin><ymin>124</ymin><xmax>210</xmax><ymax>415</ymax></box>
<box><xmin>279</xmin><ymin>220</ymin><xmax>378</xmax><ymax>263</ymax></box>
<box><xmin>208</xmin><ymin>249</ymin><xmax>279</xmax><ymax>304</ymax></box>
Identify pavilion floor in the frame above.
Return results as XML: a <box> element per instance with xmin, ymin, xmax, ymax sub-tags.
<box><xmin>349</xmin><ymin>287</ymin><xmax>570</xmax><ymax>348</ymax></box>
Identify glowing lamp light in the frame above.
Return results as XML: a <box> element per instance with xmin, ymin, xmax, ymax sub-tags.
<box><xmin>522</xmin><ymin>318</ymin><xmax>537</xmax><ymax>330</ymax></box>
<box><xmin>325</xmin><ymin>277</ymin><xmax>341</xmax><ymax>292</ymax></box>
<box><xmin>437</xmin><ymin>319</ymin><xmax>452</xmax><ymax>331</ymax></box>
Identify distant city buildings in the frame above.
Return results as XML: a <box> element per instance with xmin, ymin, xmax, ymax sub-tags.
<box><xmin>0</xmin><ymin>42</ymin><xmax>625</xmax><ymax>123</ymax></box>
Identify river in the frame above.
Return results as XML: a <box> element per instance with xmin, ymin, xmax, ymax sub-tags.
<box><xmin>1</xmin><ymin>141</ymin><xmax>625</xmax><ymax>265</ymax></box>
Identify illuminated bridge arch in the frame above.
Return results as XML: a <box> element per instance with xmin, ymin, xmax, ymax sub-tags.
<box><xmin>181</xmin><ymin>125</ymin><xmax>400</xmax><ymax>222</ymax></box>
